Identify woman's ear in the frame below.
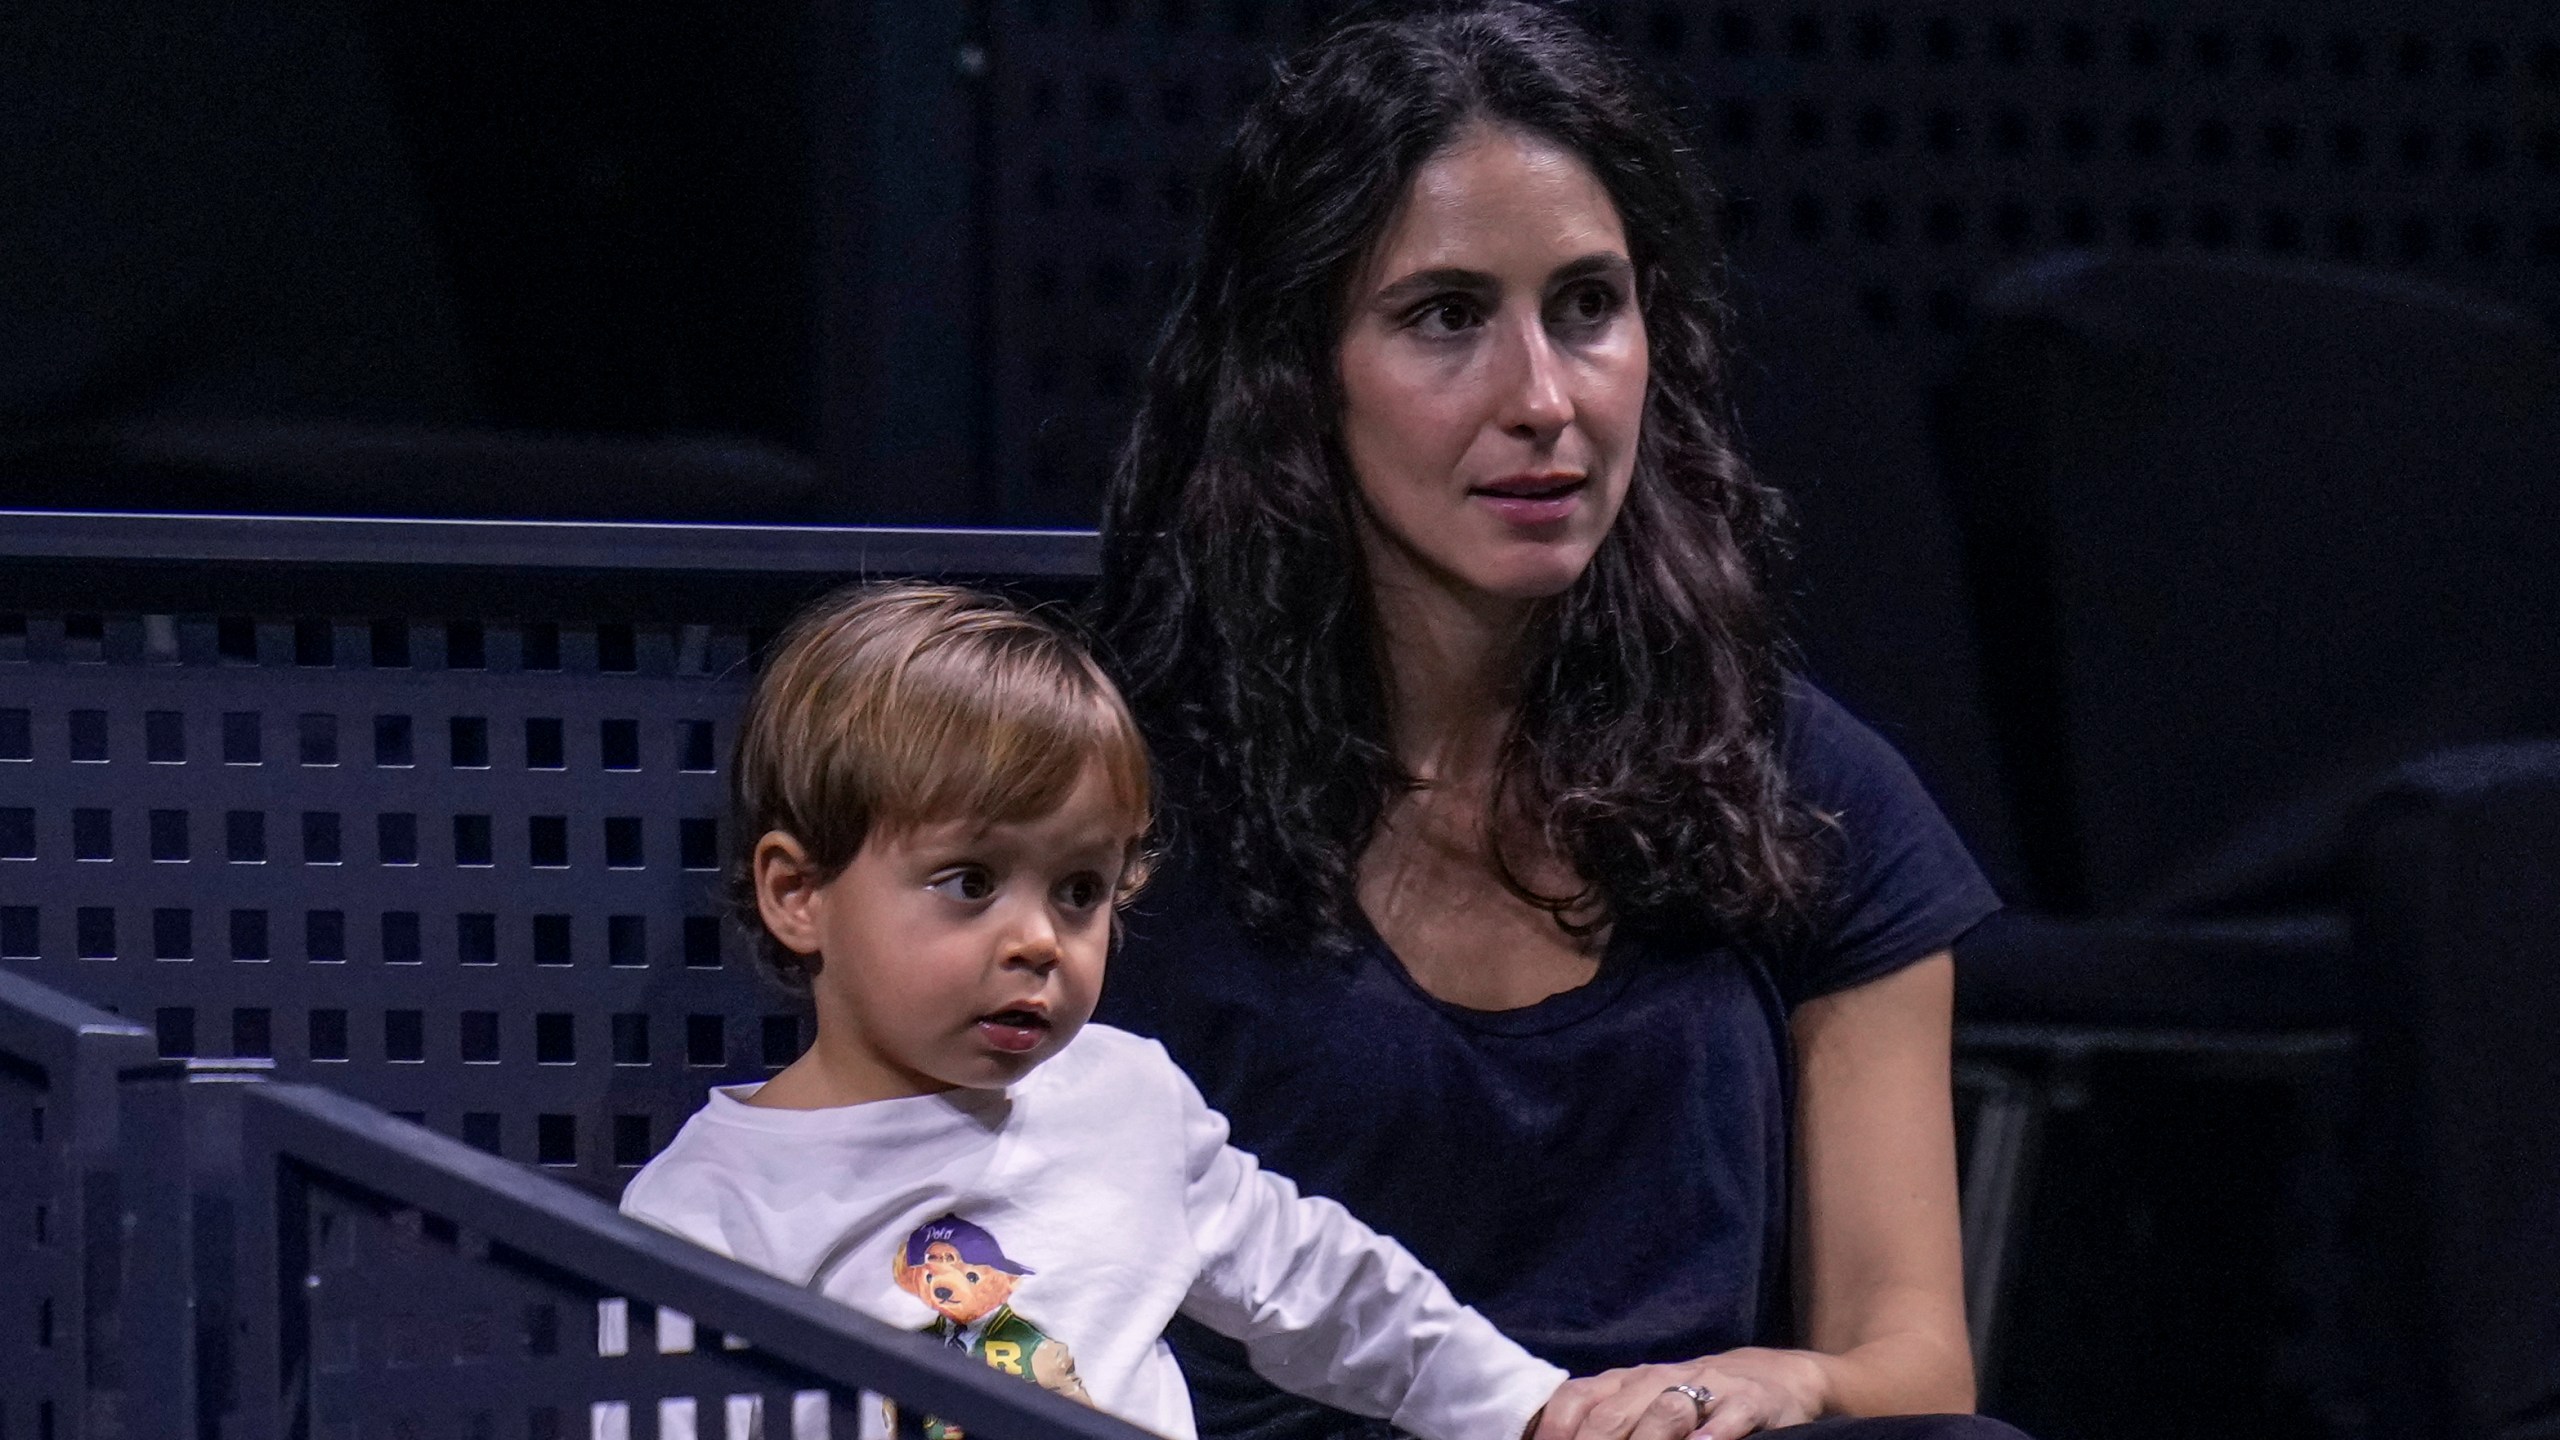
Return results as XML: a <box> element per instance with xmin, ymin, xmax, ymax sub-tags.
<box><xmin>754</xmin><ymin>832</ymin><xmax>829</xmax><ymax>960</ymax></box>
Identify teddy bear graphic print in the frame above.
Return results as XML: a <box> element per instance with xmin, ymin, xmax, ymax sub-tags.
<box><xmin>889</xmin><ymin>1212</ymin><xmax>1094</xmax><ymax>1437</ymax></box>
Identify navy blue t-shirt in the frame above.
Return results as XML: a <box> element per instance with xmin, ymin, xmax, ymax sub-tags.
<box><xmin>1095</xmin><ymin>680</ymin><xmax>2000</xmax><ymax>1440</ymax></box>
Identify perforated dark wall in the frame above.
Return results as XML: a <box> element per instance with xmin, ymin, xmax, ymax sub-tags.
<box><xmin>0</xmin><ymin>610</ymin><xmax>779</xmax><ymax>1197</ymax></box>
<box><xmin>980</xmin><ymin>0</ymin><xmax>2560</xmax><ymax>521</ymax></box>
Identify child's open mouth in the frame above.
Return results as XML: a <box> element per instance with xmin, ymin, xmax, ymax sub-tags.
<box><xmin>976</xmin><ymin>1008</ymin><xmax>1051</xmax><ymax>1054</ymax></box>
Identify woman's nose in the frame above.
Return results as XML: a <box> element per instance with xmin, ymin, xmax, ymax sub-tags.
<box><xmin>1498</xmin><ymin>320</ymin><xmax>1574</xmax><ymax>438</ymax></box>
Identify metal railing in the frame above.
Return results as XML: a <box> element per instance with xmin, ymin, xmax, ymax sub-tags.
<box><xmin>0</xmin><ymin>966</ymin><xmax>1152</xmax><ymax>1440</ymax></box>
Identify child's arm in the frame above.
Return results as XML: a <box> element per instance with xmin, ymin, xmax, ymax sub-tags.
<box><xmin>1166</xmin><ymin>1062</ymin><xmax>1565</xmax><ymax>1440</ymax></box>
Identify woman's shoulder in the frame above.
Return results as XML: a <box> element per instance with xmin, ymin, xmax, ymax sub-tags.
<box><xmin>1777</xmin><ymin>673</ymin><xmax>1929</xmax><ymax>807</ymax></box>
<box><xmin>1773</xmin><ymin>673</ymin><xmax>2003</xmax><ymax>1003</ymax></box>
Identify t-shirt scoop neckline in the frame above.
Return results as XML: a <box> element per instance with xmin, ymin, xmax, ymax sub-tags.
<box><xmin>1348</xmin><ymin>902</ymin><xmax>1645</xmax><ymax>1037</ymax></box>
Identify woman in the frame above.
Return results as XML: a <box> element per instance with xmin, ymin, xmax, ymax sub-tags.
<box><xmin>1091</xmin><ymin>7</ymin><xmax>2017</xmax><ymax>1439</ymax></box>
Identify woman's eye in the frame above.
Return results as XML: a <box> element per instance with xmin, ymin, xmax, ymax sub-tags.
<box><xmin>1410</xmin><ymin>297</ymin><xmax>1481</xmax><ymax>336</ymax></box>
<box><xmin>1554</xmin><ymin>281</ymin><xmax>1622</xmax><ymax>327</ymax></box>
<box><xmin>928</xmin><ymin>867</ymin><xmax>994</xmax><ymax>902</ymax></box>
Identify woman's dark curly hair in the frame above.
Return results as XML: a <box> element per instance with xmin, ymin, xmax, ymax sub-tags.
<box><xmin>1091</xmin><ymin>0</ymin><xmax>1820</xmax><ymax>955</ymax></box>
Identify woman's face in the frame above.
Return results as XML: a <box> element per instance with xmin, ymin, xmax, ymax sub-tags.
<box><xmin>1336</xmin><ymin>123</ymin><xmax>1648</xmax><ymax>609</ymax></box>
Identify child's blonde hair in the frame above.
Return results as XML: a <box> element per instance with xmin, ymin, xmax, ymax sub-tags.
<box><xmin>728</xmin><ymin>583</ymin><xmax>1152</xmax><ymax>989</ymax></box>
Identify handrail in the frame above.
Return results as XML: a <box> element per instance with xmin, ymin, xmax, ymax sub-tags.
<box><xmin>235</xmin><ymin>1082</ymin><xmax>1150</xmax><ymax>1440</ymax></box>
<box><xmin>0</xmin><ymin>965</ymin><xmax>167</xmax><ymax>1440</ymax></box>
<box><xmin>0</xmin><ymin>965</ymin><xmax>157</xmax><ymax>1078</ymax></box>
<box><xmin>0</xmin><ymin>510</ymin><xmax>1100</xmax><ymax>578</ymax></box>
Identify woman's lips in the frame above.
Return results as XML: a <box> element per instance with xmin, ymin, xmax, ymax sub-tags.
<box><xmin>1468</xmin><ymin>477</ymin><xmax>1586</xmax><ymax>527</ymax></box>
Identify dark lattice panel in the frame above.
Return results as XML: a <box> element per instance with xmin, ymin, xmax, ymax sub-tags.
<box><xmin>0</xmin><ymin>972</ymin><xmax>158</xmax><ymax>1440</ymax></box>
<box><xmin>289</xmin><ymin>1171</ymin><xmax>856</xmax><ymax>1440</ymax></box>
<box><xmin>983</xmin><ymin>0</ymin><xmax>2560</xmax><ymax>521</ymax></box>
<box><xmin>0</xmin><ymin>610</ymin><xmax>783</xmax><ymax>1198</ymax></box>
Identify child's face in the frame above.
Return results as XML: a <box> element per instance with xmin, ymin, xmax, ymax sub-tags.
<box><xmin>783</xmin><ymin>760</ymin><xmax>1132</xmax><ymax>1104</ymax></box>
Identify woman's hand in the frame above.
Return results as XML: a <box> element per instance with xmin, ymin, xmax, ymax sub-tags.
<box><xmin>1531</xmin><ymin>1348</ymin><xmax>1829</xmax><ymax>1440</ymax></box>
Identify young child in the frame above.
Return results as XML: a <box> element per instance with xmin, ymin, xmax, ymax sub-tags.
<box><xmin>622</xmin><ymin>584</ymin><xmax>1565</xmax><ymax>1440</ymax></box>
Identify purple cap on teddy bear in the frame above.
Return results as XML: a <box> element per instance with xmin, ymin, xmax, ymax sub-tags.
<box><xmin>902</xmin><ymin>1213</ymin><xmax>1035</xmax><ymax>1274</ymax></box>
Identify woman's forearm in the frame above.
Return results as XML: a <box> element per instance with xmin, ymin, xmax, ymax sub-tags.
<box><xmin>1791</xmin><ymin>957</ymin><xmax>1976</xmax><ymax>1417</ymax></box>
<box><xmin>1797</xmin><ymin>1307</ymin><xmax>1978</xmax><ymax>1416</ymax></box>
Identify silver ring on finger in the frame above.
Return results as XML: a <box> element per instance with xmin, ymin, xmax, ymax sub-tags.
<box><xmin>1663</xmin><ymin>1383</ymin><xmax>1717</xmax><ymax>1430</ymax></box>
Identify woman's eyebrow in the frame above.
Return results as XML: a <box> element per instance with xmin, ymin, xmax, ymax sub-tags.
<box><xmin>1369</xmin><ymin>253</ymin><xmax>1634</xmax><ymax>308</ymax></box>
<box><xmin>1548</xmin><ymin>252</ymin><xmax>1636</xmax><ymax>286</ymax></box>
<box><xmin>1369</xmin><ymin>266</ymin><xmax>1498</xmax><ymax>306</ymax></box>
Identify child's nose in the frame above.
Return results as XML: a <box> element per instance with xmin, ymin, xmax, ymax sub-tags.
<box><xmin>1002</xmin><ymin>945</ymin><xmax>1059</xmax><ymax>974</ymax></box>
<box><xmin>999</xmin><ymin>905</ymin><xmax>1062</xmax><ymax>970</ymax></box>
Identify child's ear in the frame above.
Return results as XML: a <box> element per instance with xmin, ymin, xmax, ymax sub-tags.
<box><xmin>753</xmin><ymin>832</ymin><xmax>829</xmax><ymax>959</ymax></box>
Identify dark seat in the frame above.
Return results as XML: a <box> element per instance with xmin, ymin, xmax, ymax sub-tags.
<box><xmin>2348</xmin><ymin>744</ymin><xmax>2560</xmax><ymax>1440</ymax></box>
<box><xmin>1733</xmin><ymin>265</ymin><xmax>2397</xmax><ymax>1041</ymax></box>
<box><xmin>1943</xmin><ymin>252</ymin><xmax>2560</xmax><ymax>918</ymax></box>
<box><xmin>1730</xmin><ymin>268</ymin><xmax>2018</xmax><ymax>896</ymax></box>
<box><xmin>1933</xmin><ymin>253</ymin><xmax>2560</xmax><ymax>1438</ymax></box>
<box><xmin>1735</xmin><ymin>252</ymin><xmax>2560</xmax><ymax>1432</ymax></box>
<box><xmin>1951</xmin><ymin>911</ymin><xmax>2352</xmax><ymax>1032</ymax></box>
<box><xmin>1732</xmin><ymin>268</ymin><xmax>2366</xmax><ymax>1426</ymax></box>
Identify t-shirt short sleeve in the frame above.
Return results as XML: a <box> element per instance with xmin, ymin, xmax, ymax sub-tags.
<box><xmin>1774</xmin><ymin>676</ymin><xmax>2003</xmax><ymax>1006</ymax></box>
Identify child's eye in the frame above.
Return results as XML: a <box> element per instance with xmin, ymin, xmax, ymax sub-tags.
<box><xmin>1055</xmin><ymin>873</ymin><xmax>1108</xmax><ymax>911</ymax></box>
<box><xmin>927</xmin><ymin>867</ymin><xmax>994</xmax><ymax>902</ymax></box>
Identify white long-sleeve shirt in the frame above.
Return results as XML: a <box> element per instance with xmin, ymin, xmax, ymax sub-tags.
<box><xmin>622</xmin><ymin>1024</ymin><xmax>1564</xmax><ymax>1440</ymax></box>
